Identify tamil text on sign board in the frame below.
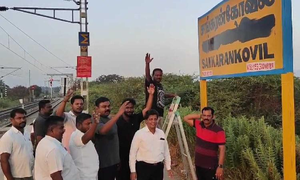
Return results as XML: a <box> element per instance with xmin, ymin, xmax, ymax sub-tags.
<box><xmin>198</xmin><ymin>0</ymin><xmax>293</xmax><ymax>79</ymax></box>
<box><xmin>77</xmin><ymin>56</ymin><xmax>92</xmax><ymax>78</ymax></box>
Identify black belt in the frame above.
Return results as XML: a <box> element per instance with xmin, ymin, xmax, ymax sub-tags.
<box><xmin>137</xmin><ymin>161</ymin><xmax>163</xmax><ymax>166</ymax></box>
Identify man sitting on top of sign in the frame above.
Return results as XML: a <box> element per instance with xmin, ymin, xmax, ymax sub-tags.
<box><xmin>144</xmin><ymin>53</ymin><xmax>177</xmax><ymax>128</ymax></box>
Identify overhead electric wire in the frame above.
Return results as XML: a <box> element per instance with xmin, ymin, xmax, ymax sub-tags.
<box><xmin>0</xmin><ymin>14</ymin><xmax>72</xmax><ymax>66</ymax></box>
<box><xmin>0</xmin><ymin>42</ymin><xmax>45</xmax><ymax>73</ymax></box>
<box><xmin>0</xmin><ymin>68</ymin><xmax>20</xmax><ymax>78</ymax></box>
<box><xmin>0</xmin><ymin>25</ymin><xmax>64</xmax><ymax>74</ymax></box>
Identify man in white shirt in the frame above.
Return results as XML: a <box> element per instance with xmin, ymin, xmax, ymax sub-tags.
<box><xmin>69</xmin><ymin>113</ymin><xmax>100</xmax><ymax>180</ymax></box>
<box><xmin>129</xmin><ymin>109</ymin><xmax>172</xmax><ymax>180</ymax></box>
<box><xmin>56</xmin><ymin>89</ymin><xmax>84</xmax><ymax>151</ymax></box>
<box><xmin>35</xmin><ymin>116</ymin><xmax>80</xmax><ymax>180</ymax></box>
<box><xmin>0</xmin><ymin>108</ymin><xmax>34</xmax><ymax>180</ymax></box>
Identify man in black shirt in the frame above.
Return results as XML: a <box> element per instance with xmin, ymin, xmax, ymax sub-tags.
<box><xmin>116</xmin><ymin>84</ymin><xmax>155</xmax><ymax>180</ymax></box>
<box><xmin>145</xmin><ymin>53</ymin><xmax>176</xmax><ymax>127</ymax></box>
<box><xmin>33</xmin><ymin>100</ymin><xmax>53</xmax><ymax>147</ymax></box>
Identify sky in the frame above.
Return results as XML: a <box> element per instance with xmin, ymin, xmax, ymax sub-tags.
<box><xmin>0</xmin><ymin>0</ymin><xmax>299</xmax><ymax>88</ymax></box>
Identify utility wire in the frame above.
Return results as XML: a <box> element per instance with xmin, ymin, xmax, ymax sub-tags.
<box><xmin>0</xmin><ymin>68</ymin><xmax>20</xmax><ymax>78</ymax></box>
<box><xmin>0</xmin><ymin>14</ymin><xmax>72</xmax><ymax>66</ymax></box>
<box><xmin>0</xmin><ymin>42</ymin><xmax>45</xmax><ymax>73</ymax></box>
<box><xmin>0</xmin><ymin>25</ymin><xmax>64</xmax><ymax>74</ymax></box>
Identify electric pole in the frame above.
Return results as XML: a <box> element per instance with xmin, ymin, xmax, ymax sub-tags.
<box><xmin>79</xmin><ymin>0</ymin><xmax>89</xmax><ymax>112</ymax></box>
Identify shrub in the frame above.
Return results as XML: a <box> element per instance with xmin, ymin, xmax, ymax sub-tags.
<box><xmin>0</xmin><ymin>98</ymin><xmax>19</xmax><ymax>110</ymax></box>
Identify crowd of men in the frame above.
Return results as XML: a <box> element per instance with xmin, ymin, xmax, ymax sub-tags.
<box><xmin>0</xmin><ymin>53</ymin><xmax>226</xmax><ymax>180</ymax></box>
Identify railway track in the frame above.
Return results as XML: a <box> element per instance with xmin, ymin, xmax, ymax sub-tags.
<box><xmin>0</xmin><ymin>98</ymin><xmax>62</xmax><ymax>129</ymax></box>
<box><xmin>0</xmin><ymin>101</ymin><xmax>39</xmax><ymax>121</ymax></box>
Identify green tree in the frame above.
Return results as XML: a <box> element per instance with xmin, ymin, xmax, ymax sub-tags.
<box><xmin>96</xmin><ymin>74</ymin><xmax>124</xmax><ymax>84</ymax></box>
<box><xmin>8</xmin><ymin>85</ymin><xmax>29</xmax><ymax>99</ymax></box>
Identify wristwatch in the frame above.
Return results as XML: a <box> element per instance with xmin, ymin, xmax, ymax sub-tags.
<box><xmin>218</xmin><ymin>164</ymin><xmax>223</xmax><ymax>168</ymax></box>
